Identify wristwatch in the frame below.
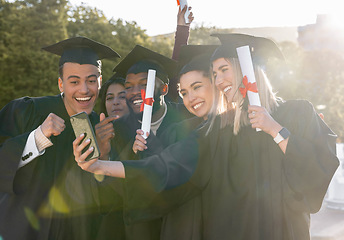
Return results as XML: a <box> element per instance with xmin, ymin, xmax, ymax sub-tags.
<box><xmin>273</xmin><ymin>127</ymin><xmax>290</xmax><ymax>144</ymax></box>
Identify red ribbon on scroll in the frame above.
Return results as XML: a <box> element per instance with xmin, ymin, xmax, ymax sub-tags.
<box><xmin>239</xmin><ymin>76</ymin><xmax>258</xmax><ymax>98</ymax></box>
<box><xmin>140</xmin><ymin>89</ymin><xmax>154</xmax><ymax>112</ymax></box>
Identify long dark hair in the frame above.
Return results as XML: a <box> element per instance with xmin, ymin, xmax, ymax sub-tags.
<box><xmin>99</xmin><ymin>76</ymin><xmax>126</xmax><ymax>116</ymax></box>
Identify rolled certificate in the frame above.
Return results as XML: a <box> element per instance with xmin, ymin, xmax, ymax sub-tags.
<box><xmin>141</xmin><ymin>69</ymin><xmax>156</xmax><ymax>139</ymax></box>
<box><xmin>236</xmin><ymin>45</ymin><xmax>261</xmax><ymax>131</ymax></box>
<box><xmin>236</xmin><ymin>46</ymin><xmax>261</xmax><ymax>106</ymax></box>
<box><xmin>177</xmin><ymin>0</ymin><xmax>190</xmax><ymax>24</ymax></box>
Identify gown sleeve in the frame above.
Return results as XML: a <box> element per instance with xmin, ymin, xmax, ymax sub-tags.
<box><xmin>279</xmin><ymin>100</ymin><xmax>339</xmax><ymax>213</ymax></box>
<box><xmin>0</xmin><ymin>97</ymin><xmax>41</xmax><ymax>194</ymax></box>
<box><xmin>169</xmin><ymin>25</ymin><xmax>190</xmax><ymax>102</ymax></box>
<box><xmin>171</xmin><ymin>25</ymin><xmax>190</xmax><ymax>61</ymax></box>
<box><xmin>120</xmin><ymin>130</ymin><xmax>210</xmax><ymax>224</ymax></box>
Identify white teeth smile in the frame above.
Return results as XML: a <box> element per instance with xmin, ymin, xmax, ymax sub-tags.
<box><xmin>133</xmin><ymin>99</ymin><xmax>143</xmax><ymax>105</ymax></box>
<box><xmin>76</xmin><ymin>97</ymin><xmax>91</xmax><ymax>101</ymax></box>
<box><xmin>193</xmin><ymin>102</ymin><xmax>203</xmax><ymax>110</ymax></box>
<box><xmin>224</xmin><ymin>86</ymin><xmax>232</xmax><ymax>93</ymax></box>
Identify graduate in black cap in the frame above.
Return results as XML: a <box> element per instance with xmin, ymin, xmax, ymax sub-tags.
<box><xmin>0</xmin><ymin>36</ymin><xmax>119</xmax><ymax>240</ymax></box>
<box><xmin>132</xmin><ymin>44</ymin><xmax>218</xmax><ymax>239</ymax></box>
<box><xmin>93</xmin><ymin>44</ymin><xmax>192</xmax><ymax>240</ymax></box>
<box><xmin>74</xmin><ymin>33</ymin><xmax>339</xmax><ymax>240</ymax></box>
<box><xmin>132</xmin><ymin>44</ymin><xmax>218</xmax><ymax>154</ymax></box>
<box><xmin>92</xmin><ymin>7</ymin><xmax>194</xmax><ymax>238</ymax></box>
<box><xmin>103</xmin><ymin>45</ymin><xmax>192</xmax><ymax>161</ymax></box>
<box><xmin>202</xmin><ymin>33</ymin><xmax>338</xmax><ymax>239</ymax></box>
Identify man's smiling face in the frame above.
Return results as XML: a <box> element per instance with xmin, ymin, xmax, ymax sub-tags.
<box><xmin>124</xmin><ymin>72</ymin><xmax>166</xmax><ymax>115</ymax></box>
<box><xmin>125</xmin><ymin>72</ymin><xmax>148</xmax><ymax>114</ymax></box>
<box><xmin>58</xmin><ymin>62</ymin><xmax>101</xmax><ymax>116</ymax></box>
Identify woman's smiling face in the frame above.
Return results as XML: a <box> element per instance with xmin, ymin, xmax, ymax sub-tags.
<box><xmin>212</xmin><ymin>57</ymin><xmax>236</xmax><ymax>103</ymax></box>
<box><xmin>179</xmin><ymin>70</ymin><xmax>213</xmax><ymax>120</ymax></box>
<box><xmin>105</xmin><ymin>83</ymin><xmax>129</xmax><ymax>118</ymax></box>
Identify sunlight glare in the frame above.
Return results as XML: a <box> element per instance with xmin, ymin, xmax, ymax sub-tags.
<box><xmin>24</xmin><ymin>207</ymin><xmax>40</xmax><ymax>231</ymax></box>
<box><xmin>327</xmin><ymin>15</ymin><xmax>344</xmax><ymax>29</ymax></box>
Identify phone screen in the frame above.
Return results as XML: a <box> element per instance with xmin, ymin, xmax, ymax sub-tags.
<box><xmin>70</xmin><ymin>112</ymin><xmax>100</xmax><ymax>161</ymax></box>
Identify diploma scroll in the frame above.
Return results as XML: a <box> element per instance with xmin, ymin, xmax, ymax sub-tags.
<box><xmin>236</xmin><ymin>45</ymin><xmax>261</xmax><ymax>131</ymax></box>
<box><xmin>141</xmin><ymin>69</ymin><xmax>156</xmax><ymax>139</ymax></box>
<box><xmin>177</xmin><ymin>0</ymin><xmax>190</xmax><ymax>24</ymax></box>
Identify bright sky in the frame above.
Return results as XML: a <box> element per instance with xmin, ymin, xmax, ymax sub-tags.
<box><xmin>69</xmin><ymin>0</ymin><xmax>343</xmax><ymax>36</ymax></box>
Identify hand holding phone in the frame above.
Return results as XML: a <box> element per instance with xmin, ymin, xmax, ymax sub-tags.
<box><xmin>70</xmin><ymin>112</ymin><xmax>100</xmax><ymax>161</ymax></box>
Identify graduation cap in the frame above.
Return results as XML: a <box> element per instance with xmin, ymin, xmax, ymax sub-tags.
<box><xmin>210</xmin><ymin>33</ymin><xmax>285</xmax><ymax>66</ymax></box>
<box><xmin>109</xmin><ymin>71</ymin><xmax>126</xmax><ymax>80</ymax></box>
<box><xmin>113</xmin><ymin>45</ymin><xmax>177</xmax><ymax>84</ymax></box>
<box><xmin>99</xmin><ymin>72</ymin><xmax>126</xmax><ymax>101</ymax></box>
<box><xmin>42</xmin><ymin>36</ymin><xmax>120</xmax><ymax>68</ymax></box>
<box><xmin>178</xmin><ymin>45</ymin><xmax>219</xmax><ymax>76</ymax></box>
<box><xmin>107</xmin><ymin>73</ymin><xmax>126</xmax><ymax>84</ymax></box>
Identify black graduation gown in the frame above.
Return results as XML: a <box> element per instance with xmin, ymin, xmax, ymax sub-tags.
<box><xmin>119</xmin><ymin>99</ymin><xmax>339</xmax><ymax>240</ymax></box>
<box><xmin>139</xmin><ymin>116</ymin><xmax>206</xmax><ymax>240</ymax></box>
<box><xmin>96</xmin><ymin>101</ymin><xmax>192</xmax><ymax>240</ymax></box>
<box><xmin>110</xmin><ymin>101</ymin><xmax>191</xmax><ymax>160</ymax></box>
<box><xmin>0</xmin><ymin>95</ymin><xmax>101</xmax><ymax>240</ymax></box>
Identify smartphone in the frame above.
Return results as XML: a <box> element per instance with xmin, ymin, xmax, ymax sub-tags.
<box><xmin>70</xmin><ymin>111</ymin><xmax>100</xmax><ymax>161</ymax></box>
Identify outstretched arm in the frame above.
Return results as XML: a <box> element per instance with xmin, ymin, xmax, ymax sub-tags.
<box><xmin>171</xmin><ymin>5</ymin><xmax>194</xmax><ymax>61</ymax></box>
<box><xmin>169</xmin><ymin>5</ymin><xmax>194</xmax><ymax>101</ymax></box>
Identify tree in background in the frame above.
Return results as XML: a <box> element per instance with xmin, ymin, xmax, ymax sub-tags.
<box><xmin>297</xmin><ymin>50</ymin><xmax>344</xmax><ymax>142</ymax></box>
<box><xmin>265</xmin><ymin>41</ymin><xmax>344</xmax><ymax>142</ymax></box>
<box><xmin>0</xmin><ymin>0</ymin><xmax>69</xmax><ymax>107</ymax></box>
<box><xmin>67</xmin><ymin>3</ymin><xmax>174</xmax><ymax>80</ymax></box>
<box><xmin>0</xmin><ymin>0</ymin><xmax>172</xmax><ymax>108</ymax></box>
<box><xmin>189</xmin><ymin>24</ymin><xmax>233</xmax><ymax>45</ymax></box>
